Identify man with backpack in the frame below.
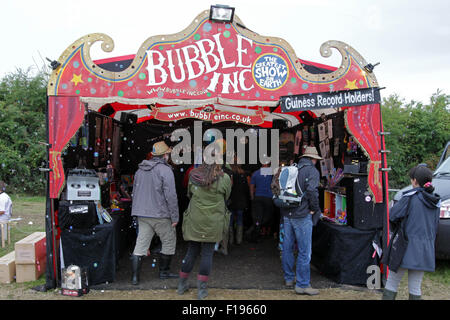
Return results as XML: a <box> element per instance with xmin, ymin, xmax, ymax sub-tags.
<box><xmin>275</xmin><ymin>146</ymin><xmax>322</xmax><ymax>295</ymax></box>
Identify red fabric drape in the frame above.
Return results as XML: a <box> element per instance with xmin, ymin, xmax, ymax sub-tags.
<box><xmin>345</xmin><ymin>104</ymin><xmax>383</xmax><ymax>203</ymax></box>
<box><xmin>48</xmin><ymin>96</ymin><xmax>85</xmax><ymax>199</ymax></box>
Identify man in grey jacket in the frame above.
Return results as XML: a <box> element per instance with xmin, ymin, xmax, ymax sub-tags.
<box><xmin>281</xmin><ymin>146</ymin><xmax>322</xmax><ymax>296</ymax></box>
<box><xmin>130</xmin><ymin>141</ymin><xmax>179</xmax><ymax>284</ymax></box>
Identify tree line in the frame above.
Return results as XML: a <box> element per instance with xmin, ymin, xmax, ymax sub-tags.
<box><xmin>0</xmin><ymin>68</ymin><xmax>449</xmax><ymax>195</ymax></box>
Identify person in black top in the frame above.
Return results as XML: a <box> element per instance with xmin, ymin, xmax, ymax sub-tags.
<box><xmin>228</xmin><ymin>162</ymin><xmax>250</xmax><ymax>245</ymax></box>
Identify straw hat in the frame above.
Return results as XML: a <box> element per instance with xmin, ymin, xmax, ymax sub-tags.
<box><xmin>301</xmin><ymin>146</ymin><xmax>322</xmax><ymax>160</ymax></box>
<box><xmin>151</xmin><ymin>141</ymin><xmax>171</xmax><ymax>156</ymax></box>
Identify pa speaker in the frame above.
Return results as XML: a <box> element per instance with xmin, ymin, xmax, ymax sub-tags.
<box><xmin>272</xmin><ymin>119</ymin><xmax>288</xmax><ymax>129</ymax></box>
<box><xmin>341</xmin><ymin>176</ymin><xmax>383</xmax><ymax>230</ymax></box>
<box><xmin>120</xmin><ymin>112</ymin><xmax>138</xmax><ymax>125</ymax></box>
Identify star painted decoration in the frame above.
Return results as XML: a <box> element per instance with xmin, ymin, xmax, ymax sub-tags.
<box><xmin>71</xmin><ymin>74</ymin><xmax>84</xmax><ymax>86</ymax></box>
<box><xmin>344</xmin><ymin>79</ymin><xmax>358</xmax><ymax>90</ymax></box>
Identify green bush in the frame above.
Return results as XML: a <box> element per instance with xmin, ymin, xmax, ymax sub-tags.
<box><xmin>381</xmin><ymin>91</ymin><xmax>450</xmax><ymax>189</ymax></box>
<box><xmin>0</xmin><ymin>68</ymin><xmax>48</xmax><ymax>195</ymax></box>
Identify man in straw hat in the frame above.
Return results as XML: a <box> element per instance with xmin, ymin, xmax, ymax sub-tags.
<box><xmin>130</xmin><ymin>141</ymin><xmax>179</xmax><ymax>284</ymax></box>
<box><xmin>281</xmin><ymin>146</ymin><xmax>322</xmax><ymax>296</ymax></box>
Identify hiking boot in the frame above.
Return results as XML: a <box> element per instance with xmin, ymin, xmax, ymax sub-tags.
<box><xmin>409</xmin><ymin>293</ymin><xmax>422</xmax><ymax>300</ymax></box>
<box><xmin>381</xmin><ymin>288</ymin><xmax>397</xmax><ymax>300</ymax></box>
<box><xmin>159</xmin><ymin>254</ymin><xmax>179</xmax><ymax>279</ymax></box>
<box><xmin>295</xmin><ymin>286</ymin><xmax>319</xmax><ymax>296</ymax></box>
<box><xmin>130</xmin><ymin>255</ymin><xmax>143</xmax><ymax>285</ymax></box>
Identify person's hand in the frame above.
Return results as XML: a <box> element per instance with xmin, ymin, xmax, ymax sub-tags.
<box><xmin>172</xmin><ymin>222</ymin><xmax>178</xmax><ymax>228</ymax></box>
<box><xmin>309</xmin><ymin>211</ymin><xmax>315</xmax><ymax>215</ymax></box>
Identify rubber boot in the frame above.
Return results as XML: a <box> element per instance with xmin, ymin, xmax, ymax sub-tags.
<box><xmin>381</xmin><ymin>288</ymin><xmax>397</xmax><ymax>300</ymax></box>
<box><xmin>159</xmin><ymin>254</ymin><xmax>179</xmax><ymax>279</ymax></box>
<box><xmin>177</xmin><ymin>272</ymin><xmax>190</xmax><ymax>295</ymax></box>
<box><xmin>131</xmin><ymin>255</ymin><xmax>143</xmax><ymax>285</ymax></box>
<box><xmin>409</xmin><ymin>294</ymin><xmax>422</xmax><ymax>300</ymax></box>
<box><xmin>236</xmin><ymin>225</ymin><xmax>243</xmax><ymax>245</ymax></box>
<box><xmin>197</xmin><ymin>276</ymin><xmax>209</xmax><ymax>300</ymax></box>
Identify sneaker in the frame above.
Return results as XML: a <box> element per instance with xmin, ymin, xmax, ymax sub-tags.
<box><xmin>295</xmin><ymin>286</ymin><xmax>319</xmax><ymax>296</ymax></box>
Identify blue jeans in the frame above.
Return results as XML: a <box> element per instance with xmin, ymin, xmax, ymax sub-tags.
<box><xmin>230</xmin><ymin>209</ymin><xmax>244</xmax><ymax>227</ymax></box>
<box><xmin>282</xmin><ymin>215</ymin><xmax>313</xmax><ymax>288</ymax></box>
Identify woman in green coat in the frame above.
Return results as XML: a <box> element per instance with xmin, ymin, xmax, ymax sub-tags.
<box><xmin>177</xmin><ymin>163</ymin><xmax>231</xmax><ymax>299</ymax></box>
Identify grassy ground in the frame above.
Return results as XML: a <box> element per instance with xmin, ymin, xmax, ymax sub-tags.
<box><xmin>1</xmin><ymin>195</ymin><xmax>449</xmax><ymax>300</ymax></box>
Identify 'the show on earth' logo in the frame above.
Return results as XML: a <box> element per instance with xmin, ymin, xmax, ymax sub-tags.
<box><xmin>252</xmin><ymin>53</ymin><xmax>289</xmax><ymax>91</ymax></box>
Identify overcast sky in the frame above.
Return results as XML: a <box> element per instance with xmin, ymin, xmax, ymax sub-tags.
<box><xmin>1</xmin><ymin>0</ymin><xmax>449</xmax><ymax>104</ymax></box>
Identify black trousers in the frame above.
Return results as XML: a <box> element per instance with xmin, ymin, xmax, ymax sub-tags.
<box><xmin>251</xmin><ymin>196</ymin><xmax>274</xmax><ymax>229</ymax></box>
<box><xmin>180</xmin><ymin>241</ymin><xmax>215</xmax><ymax>277</ymax></box>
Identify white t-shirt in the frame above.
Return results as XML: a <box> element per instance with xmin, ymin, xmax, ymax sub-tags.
<box><xmin>0</xmin><ymin>192</ymin><xmax>12</xmax><ymax>221</ymax></box>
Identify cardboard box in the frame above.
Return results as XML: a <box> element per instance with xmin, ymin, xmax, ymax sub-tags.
<box><xmin>15</xmin><ymin>232</ymin><xmax>46</xmax><ymax>264</ymax></box>
<box><xmin>0</xmin><ymin>251</ymin><xmax>16</xmax><ymax>284</ymax></box>
<box><xmin>15</xmin><ymin>256</ymin><xmax>46</xmax><ymax>283</ymax></box>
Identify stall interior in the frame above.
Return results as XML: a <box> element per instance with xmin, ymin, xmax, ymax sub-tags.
<box><xmin>56</xmin><ymin>104</ymin><xmax>382</xmax><ymax>286</ymax></box>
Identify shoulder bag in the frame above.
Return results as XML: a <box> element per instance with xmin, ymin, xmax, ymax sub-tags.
<box><xmin>381</xmin><ymin>197</ymin><xmax>412</xmax><ymax>273</ymax></box>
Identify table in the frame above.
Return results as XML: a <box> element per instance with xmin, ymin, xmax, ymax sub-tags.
<box><xmin>61</xmin><ymin>221</ymin><xmax>116</xmax><ymax>285</ymax></box>
<box><xmin>311</xmin><ymin>219</ymin><xmax>380</xmax><ymax>285</ymax></box>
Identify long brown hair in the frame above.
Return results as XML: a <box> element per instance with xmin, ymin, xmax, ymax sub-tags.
<box><xmin>190</xmin><ymin>163</ymin><xmax>224</xmax><ymax>187</ymax></box>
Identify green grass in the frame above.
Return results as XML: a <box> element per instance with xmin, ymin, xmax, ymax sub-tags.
<box><xmin>425</xmin><ymin>260</ymin><xmax>450</xmax><ymax>285</ymax></box>
<box><xmin>0</xmin><ymin>195</ymin><xmax>46</xmax><ymax>258</ymax></box>
<box><xmin>10</xmin><ymin>194</ymin><xmax>46</xmax><ymax>203</ymax></box>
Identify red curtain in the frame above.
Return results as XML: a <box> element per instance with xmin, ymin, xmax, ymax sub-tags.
<box><xmin>345</xmin><ymin>104</ymin><xmax>384</xmax><ymax>203</ymax></box>
<box><xmin>48</xmin><ymin>96</ymin><xmax>85</xmax><ymax>199</ymax></box>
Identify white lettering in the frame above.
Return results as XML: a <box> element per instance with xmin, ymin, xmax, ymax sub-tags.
<box><xmin>196</xmin><ymin>39</ymin><xmax>220</xmax><ymax>73</ymax></box>
<box><xmin>213</xmin><ymin>33</ymin><xmax>235</xmax><ymax>69</ymax></box>
<box><xmin>146</xmin><ymin>50</ymin><xmax>168</xmax><ymax>86</ymax></box>
<box><xmin>166</xmin><ymin>49</ymin><xmax>185</xmax><ymax>83</ymax></box>
<box><xmin>222</xmin><ymin>71</ymin><xmax>239</xmax><ymax>94</ymax></box>
<box><xmin>181</xmin><ymin>45</ymin><xmax>205</xmax><ymax>80</ymax></box>
<box><xmin>236</xmin><ymin>35</ymin><xmax>253</xmax><ymax>68</ymax></box>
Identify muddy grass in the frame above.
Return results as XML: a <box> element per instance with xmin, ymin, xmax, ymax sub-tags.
<box><xmin>1</xmin><ymin>196</ymin><xmax>449</xmax><ymax>301</ymax></box>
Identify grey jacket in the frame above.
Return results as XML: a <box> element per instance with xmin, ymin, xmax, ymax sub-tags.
<box><xmin>280</xmin><ymin>157</ymin><xmax>321</xmax><ymax>220</ymax></box>
<box><xmin>390</xmin><ymin>187</ymin><xmax>440</xmax><ymax>272</ymax></box>
<box><xmin>131</xmin><ymin>157</ymin><xmax>179</xmax><ymax>223</ymax></box>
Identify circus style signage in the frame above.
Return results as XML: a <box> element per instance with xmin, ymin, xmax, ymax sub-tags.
<box><xmin>149</xmin><ymin>105</ymin><xmax>264</xmax><ymax>125</ymax></box>
<box><xmin>48</xmin><ymin>11</ymin><xmax>379</xmax><ymax>107</ymax></box>
<box><xmin>280</xmin><ymin>87</ymin><xmax>381</xmax><ymax>112</ymax></box>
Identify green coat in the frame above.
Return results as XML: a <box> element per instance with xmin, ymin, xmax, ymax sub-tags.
<box><xmin>182</xmin><ymin>173</ymin><xmax>232</xmax><ymax>243</ymax></box>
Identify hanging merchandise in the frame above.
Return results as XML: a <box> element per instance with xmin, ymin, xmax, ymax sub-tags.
<box><xmin>302</xmin><ymin>125</ymin><xmax>310</xmax><ymax>143</ymax></box>
<box><xmin>294</xmin><ymin>130</ymin><xmax>302</xmax><ymax>155</ymax></box>
<box><xmin>94</xmin><ymin>117</ymin><xmax>102</xmax><ymax>166</ymax></box>
<box><xmin>80</xmin><ymin>121</ymin><xmax>89</xmax><ymax>151</ymax></box>
<box><xmin>309</xmin><ymin>124</ymin><xmax>316</xmax><ymax>142</ymax></box>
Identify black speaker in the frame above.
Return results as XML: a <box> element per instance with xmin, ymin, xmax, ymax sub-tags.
<box><xmin>341</xmin><ymin>176</ymin><xmax>383</xmax><ymax>230</ymax></box>
<box><xmin>120</xmin><ymin>112</ymin><xmax>138</xmax><ymax>125</ymax></box>
<box><xmin>272</xmin><ymin>119</ymin><xmax>288</xmax><ymax>129</ymax></box>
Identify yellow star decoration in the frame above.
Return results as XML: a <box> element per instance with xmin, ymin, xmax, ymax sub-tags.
<box><xmin>71</xmin><ymin>74</ymin><xmax>84</xmax><ymax>86</ymax></box>
<box><xmin>344</xmin><ymin>79</ymin><xmax>358</xmax><ymax>90</ymax></box>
